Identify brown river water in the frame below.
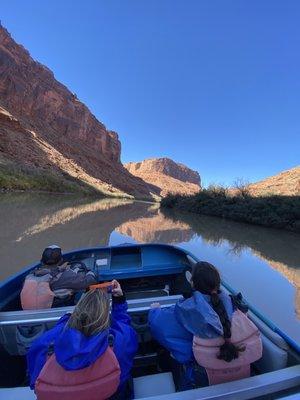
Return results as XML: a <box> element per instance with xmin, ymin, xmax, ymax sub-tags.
<box><xmin>0</xmin><ymin>193</ymin><xmax>299</xmax><ymax>343</ymax></box>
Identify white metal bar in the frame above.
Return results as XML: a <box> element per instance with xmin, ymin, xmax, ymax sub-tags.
<box><xmin>136</xmin><ymin>366</ymin><xmax>300</xmax><ymax>400</ymax></box>
<box><xmin>0</xmin><ymin>295</ymin><xmax>183</xmax><ymax>326</ymax></box>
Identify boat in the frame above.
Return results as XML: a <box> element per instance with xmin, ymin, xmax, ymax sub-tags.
<box><xmin>0</xmin><ymin>243</ymin><xmax>299</xmax><ymax>399</ymax></box>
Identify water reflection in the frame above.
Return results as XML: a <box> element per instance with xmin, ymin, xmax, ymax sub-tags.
<box><xmin>161</xmin><ymin>208</ymin><xmax>300</xmax><ymax>323</ymax></box>
<box><xmin>0</xmin><ymin>194</ymin><xmax>191</xmax><ymax>280</ymax></box>
<box><xmin>0</xmin><ymin>193</ymin><xmax>299</xmax><ymax>342</ymax></box>
<box><xmin>0</xmin><ymin>194</ymin><xmax>148</xmax><ymax>280</ymax></box>
<box><xmin>16</xmin><ymin>198</ymin><xmax>134</xmax><ymax>242</ymax></box>
<box><xmin>116</xmin><ymin>210</ymin><xmax>194</xmax><ymax>243</ymax></box>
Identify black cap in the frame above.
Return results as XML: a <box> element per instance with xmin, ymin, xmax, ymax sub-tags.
<box><xmin>41</xmin><ymin>245</ymin><xmax>62</xmax><ymax>265</ymax></box>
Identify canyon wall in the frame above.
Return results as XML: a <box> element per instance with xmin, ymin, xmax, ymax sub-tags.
<box><xmin>125</xmin><ymin>158</ymin><xmax>201</xmax><ymax>197</ymax></box>
<box><xmin>0</xmin><ymin>25</ymin><xmax>153</xmax><ymax>198</ymax></box>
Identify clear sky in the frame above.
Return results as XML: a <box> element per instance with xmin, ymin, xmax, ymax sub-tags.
<box><xmin>1</xmin><ymin>0</ymin><xmax>299</xmax><ymax>186</ymax></box>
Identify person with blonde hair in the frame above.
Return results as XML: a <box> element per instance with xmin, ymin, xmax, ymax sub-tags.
<box><xmin>27</xmin><ymin>280</ymin><xmax>138</xmax><ymax>400</ymax></box>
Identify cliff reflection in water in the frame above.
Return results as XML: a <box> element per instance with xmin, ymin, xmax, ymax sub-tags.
<box><xmin>0</xmin><ymin>194</ymin><xmax>144</xmax><ymax>279</ymax></box>
<box><xmin>0</xmin><ymin>194</ymin><xmax>192</xmax><ymax>280</ymax></box>
<box><xmin>116</xmin><ymin>210</ymin><xmax>194</xmax><ymax>243</ymax></box>
<box><xmin>162</xmin><ymin>208</ymin><xmax>300</xmax><ymax>319</ymax></box>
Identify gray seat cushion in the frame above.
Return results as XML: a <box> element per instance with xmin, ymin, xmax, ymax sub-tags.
<box><xmin>0</xmin><ymin>387</ymin><xmax>36</xmax><ymax>399</ymax></box>
<box><xmin>255</xmin><ymin>335</ymin><xmax>288</xmax><ymax>373</ymax></box>
<box><xmin>134</xmin><ymin>372</ymin><xmax>176</xmax><ymax>399</ymax></box>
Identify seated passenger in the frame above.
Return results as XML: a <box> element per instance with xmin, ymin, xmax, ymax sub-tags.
<box><xmin>149</xmin><ymin>262</ymin><xmax>262</xmax><ymax>389</ymax></box>
<box><xmin>27</xmin><ymin>280</ymin><xmax>138</xmax><ymax>400</ymax></box>
<box><xmin>21</xmin><ymin>245</ymin><xmax>97</xmax><ymax>309</ymax></box>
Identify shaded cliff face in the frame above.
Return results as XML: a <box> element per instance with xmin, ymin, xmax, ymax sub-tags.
<box><xmin>125</xmin><ymin>158</ymin><xmax>201</xmax><ymax>197</ymax></box>
<box><xmin>0</xmin><ymin>26</ymin><xmax>153</xmax><ymax>198</ymax></box>
<box><xmin>248</xmin><ymin>166</ymin><xmax>300</xmax><ymax>196</ymax></box>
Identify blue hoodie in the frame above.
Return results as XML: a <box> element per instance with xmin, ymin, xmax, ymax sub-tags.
<box><xmin>27</xmin><ymin>298</ymin><xmax>138</xmax><ymax>390</ymax></box>
<box><xmin>148</xmin><ymin>290</ymin><xmax>233</xmax><ymax>364</ymax></box>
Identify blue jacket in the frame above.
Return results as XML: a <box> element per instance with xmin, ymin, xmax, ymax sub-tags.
<box><xmin>149</xmin><ymin>290</ymin><xmax>233</xmax><ymax>364</ymax></box>
<box><xmin>27</xmin><ymin>298</ymin><xmax>138</xmax><ymax>389</ymax></box>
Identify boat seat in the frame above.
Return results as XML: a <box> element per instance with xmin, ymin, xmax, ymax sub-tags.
<box><xmin>246</xmin><ymin>312</ymin><xmax>289</xmax><ymax>374</ymax></box>
<box><xmin>127</xmin><ymin>289</ymin><xmax>169</xmax><ymax>300</ymax></box>
<box><xmin>0</xmin><ymin>386</ymin><xmax>36</xmax><ymax>399</ymax></box>
<box><xmin>255</xmin><ymin>334</ymin><xmax>288</xmax><ymax>373</ymax></box>
<box><xmin>133</xmin><ymin>372</ymin><xmax>176</xmax><ymax>399</ymax></box>
<box><xmin>249</xmin><ymin>313</ymin><xmax>289</xmax><ymax>351</ymax></box>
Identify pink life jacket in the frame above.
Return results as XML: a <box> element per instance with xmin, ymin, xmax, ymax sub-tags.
<box><xmin>20</xmin><ymin>273</ymin><xmax>55</xmax><ymax>310</ymax></box>
<box><xmin>35</xmin><ymin>347</ymin><xmax>121</xmax><ymax>400</ymax></box>
<box><xmin>193</xmin><ymin>309</ymin><xmax>262</xmax><ymax>385</ymax></box>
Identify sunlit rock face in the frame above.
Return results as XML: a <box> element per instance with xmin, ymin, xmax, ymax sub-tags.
<box><xmin>248</xmin><ymin>166</ymin><xmax>300</xmax><ymax>196</ymax></box>
<box><xmin>125</xmin><ymin>158</ymin><xmax>201</xmax><ymax>197</ymax></box>
<box><xmin>0</xmin><ymin>26</ymin><xmax>153</xmax><ymax>199</ymax></box>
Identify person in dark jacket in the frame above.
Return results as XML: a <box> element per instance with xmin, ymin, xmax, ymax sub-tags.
<box><xmin>27</xmin><ymin>280</ymin><xmax>138</xmax><ymax>400</ymax></box>
<box><xmin>22</xmin><ymin>245</ymin><xmax>97</xmax><ymax>308</ymax></box>
<box><xmin>148</xmin><ymin>262</ymin><xmax>235</xmax><ymax>390</ymax></box>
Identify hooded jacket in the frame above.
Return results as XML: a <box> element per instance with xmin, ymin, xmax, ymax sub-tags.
<box><xmin>27</xmin><ymin>297</ymin><xmax>138</xmax><ymax>390</ymax></box>
<box><xmin>33</xmin><ymin>262</ymin><xmax>97</xmax><ymax>307</ymax></box>
<box><xmin>148</xmin><ymin>290</ymin><xmax>233</xmax><ymax>364</ymax></box>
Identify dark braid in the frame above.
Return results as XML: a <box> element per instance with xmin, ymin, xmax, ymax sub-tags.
<box><xmin>192</xmin><ymin>262</ymin><xmax>245</xmax><ymax>362</ymax></box>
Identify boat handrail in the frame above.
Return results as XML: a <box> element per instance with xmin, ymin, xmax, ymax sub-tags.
<box><xmin>222</xmin><ymin>280</ymin><xmax>300</xmax><ymax>355</ymax></box>
<box><xmin>0</xmin><ymin>295</ymin><xmax>183</xmax><ymax>326</ymax></box>
<box><xmin>137</xmin><ymin>365</ymin><xmax>300</xmax><ymax>400</ymax></box>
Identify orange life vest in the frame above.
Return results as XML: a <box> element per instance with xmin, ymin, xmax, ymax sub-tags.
<box><xmin>21</xmin><ymin>273</ymin><xmax>55</xmax><ymax>310</ymax></box>
<box><xmin>35</xmin><ymin>347</ymin><xmax>121</xmax><ymax>400</ymax></box>
<box><xmin>193</xmin><ymin>310</ymin><xmax>262</xmax><ymax>385</ymax></box>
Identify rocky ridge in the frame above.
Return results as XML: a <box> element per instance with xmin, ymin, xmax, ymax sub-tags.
<box><xmin>248</xmin><ymin>166</ymin><xmax>300</xmax><ymax>196</ymax></box>
<box><xmin>125</xmin><ymin>158</ymin><xmax>201</xmax><ymax>197</ymax></box>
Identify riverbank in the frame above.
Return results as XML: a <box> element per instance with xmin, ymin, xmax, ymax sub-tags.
<box><xmin>0</xmin><ymin>161</ymin><xmax>101</xmax><ymax>195</ymax></box>
<box><xmin>161</xmin><ymin>189</ymin><xmax>300</xmax><ymax>233</ymax></box>
<box><xmin>0</xmin><ymin>160</ymin><xmax>138</xmax><ymax>199</ymax></box>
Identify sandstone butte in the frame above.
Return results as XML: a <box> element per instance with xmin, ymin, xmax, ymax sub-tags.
<box><xmin>125</xmin><ymin>158</ymin><xmax>201</xmax><ymax>197</ymax></box>
<box><xmin>0</xmin><ymin>25</ymin><xmax>177</xmax><ymax>199</ymax></box>
<box><xmin>248</xmin><ymin>166</ymin><xmax>300</xmax><ymax>196</ymax></box>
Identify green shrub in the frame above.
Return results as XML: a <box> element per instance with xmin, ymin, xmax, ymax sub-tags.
<box><xmin>161</xmin><ymin>188</ymin><xmax>300</xmax><ymax>233</ymax></box>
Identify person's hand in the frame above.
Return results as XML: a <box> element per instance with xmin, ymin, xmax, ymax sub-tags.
<box><xmin>111</xmin><ymin>280</ymin><xmax>123</xmax><ymax>297</ymax></box>
<box><xmin>150</xmin><ymin>302</ymin><xmax>161</xmax><ymax>309</ymax></box>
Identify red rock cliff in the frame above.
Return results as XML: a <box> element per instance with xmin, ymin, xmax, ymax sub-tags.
<box><xmin>125</xmin><ymin>158</ymin><xmax>201</xmax><ymax>197</ymax></box>
<box><xmin>248</xmin><ymin>166</ymin><xmax>300</xmax><ymax>196</ymax></box>
<box><xmin>0</xmin><ymin>25</ymin><xmax>153</xmax><ymax>198</ymax></box>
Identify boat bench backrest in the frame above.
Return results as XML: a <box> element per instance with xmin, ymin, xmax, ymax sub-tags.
<box><xmin>247</xmin><ymin>313</ymin><xmax>289</xmax><ymax>373</ymax></box>
<box><xmin>0</xmin><ymin>295</ymin><xmax>183</xmax><ymax>356</ymax></box>
<box><xmin>256</xmin><ymin>334</ymin><xmax>288</xmax><ymax>373</ymax></box>
<box><xmin>0</xmin><ymin>294</ymin><xmax>290</xmax><ymax>371</ymax></box>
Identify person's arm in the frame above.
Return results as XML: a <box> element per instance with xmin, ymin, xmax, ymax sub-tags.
<box><xmin>110</xmin><ymin>280</ymin><xmax>131</xmax><ymax>325</ymax></box>
<box><xmin>149</xmin><ymin>304</ymin><xmax>194</xmax><ymax>364</ymax></box>
<box><xmin>51</xmin><ymin>267</ymin><xmax>97</xmax><ymax>292</ymax></box>
<box><xmin>109</xmin><ymin>280</ymin><xmax>138</xmax><ymax>386</ymax></box>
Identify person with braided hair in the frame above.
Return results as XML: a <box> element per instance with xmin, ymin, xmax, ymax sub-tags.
<box><xmin>149</xmin><ymin>262</ymin><xmax>262</xmax><ymax>389</ymax></box>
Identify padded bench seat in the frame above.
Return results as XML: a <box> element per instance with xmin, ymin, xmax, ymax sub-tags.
<box><xmin>134</xmin><ymin>372</ymin><xmax>176</xmax><ymax>399</ymax></box>
<box><xmin>0</xmin><ymin>386</ymin><xmax>36</xmax><ymax>399</ymax></box>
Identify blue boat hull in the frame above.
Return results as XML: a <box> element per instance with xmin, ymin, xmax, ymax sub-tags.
<box><xmin>0</xmin><ymin>243</ymin><xmax>193</xmax><ymax>311</ymax></box>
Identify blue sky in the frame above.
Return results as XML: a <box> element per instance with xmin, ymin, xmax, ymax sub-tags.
<box><xmin>1</xmin><ymin>1</ymin><xmax>299</xmax><ymax>186</ymax></box>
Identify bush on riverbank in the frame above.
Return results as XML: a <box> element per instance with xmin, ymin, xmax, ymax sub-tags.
<box><xmin>161</xmin><ymin>188</ymin><xmax>300</xmax><ymax>233</ymax></box>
